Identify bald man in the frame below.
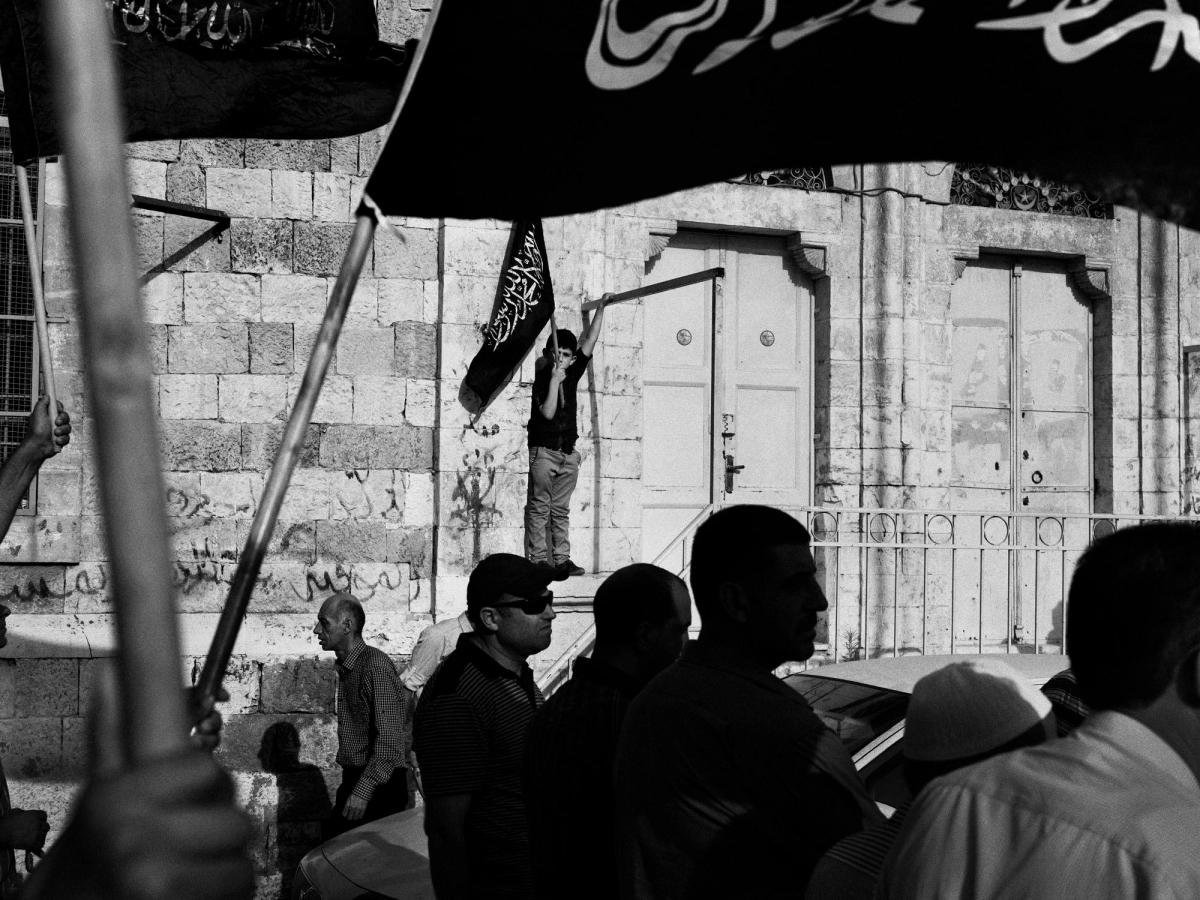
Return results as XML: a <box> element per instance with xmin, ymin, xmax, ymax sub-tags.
<box><xmin>314</xmin><ymin>592</ymin><xmax>411</xmax><ymax>839</ymax></box>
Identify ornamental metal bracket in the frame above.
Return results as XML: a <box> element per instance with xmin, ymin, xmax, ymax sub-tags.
<box><xmin>131</xmin><ymin>195</ymin><xmax>231</xmax><ymax>232</ymax></box>
<box><xmin>787</xmin><ymin>234</ymin><xmax>828</xmax><ymax>280</ymax></box>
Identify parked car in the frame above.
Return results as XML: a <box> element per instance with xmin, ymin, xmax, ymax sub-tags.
<box><xmin>292</xmin><ymin>653</ymin><xmax>1068</xmax><ymax>899</ymax></box>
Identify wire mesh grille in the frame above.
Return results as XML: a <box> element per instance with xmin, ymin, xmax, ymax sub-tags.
<box><xmin>0</xmin><ymin>102</ymin><xmax>40</xmax><ymax>507</ymax></box>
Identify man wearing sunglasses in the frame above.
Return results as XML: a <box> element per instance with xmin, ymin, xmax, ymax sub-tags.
<box><xmin>415</xmin><ymin>553</ymin><xmax>562</xmax><ymax>900</ymax></box>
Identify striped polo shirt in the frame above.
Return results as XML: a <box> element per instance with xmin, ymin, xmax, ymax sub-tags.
<box><xmin>414</xmin><ymin>633</ymin><xmax>543</xmax><ymax>899</ymax></box>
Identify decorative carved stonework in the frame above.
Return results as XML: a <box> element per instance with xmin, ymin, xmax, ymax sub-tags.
<box><xmin>644</xmin><ymin>219</ymin><xmax>678</xmax><ymax>262</ymax></box>
<box><xmin>951</xmin><ymin>165</ymin><xmax>1112</xmax><ymax>219</ymax></box>
<box><xmin>733</xmin><ymin>167</ymin><xmax>831</xmax><ymax>191</ymax></box>
<box><xmin>1068</xmin><ymin>263</ymin><xmax>1111</xmax><ymax>302</ymax></box>
<box><xmin>953</xmin><ymin>258</ymin><xmax>970</xmax><ymax>282</ymax></box>
<box><xmin>786</xmin><ymin>235</ymin><xmax>828</xmax><ymax>279</ymax></box>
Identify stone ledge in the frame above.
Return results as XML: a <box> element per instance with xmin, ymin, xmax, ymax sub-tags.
<box><xmin>1</xmin><ymin>612</ymin><xmax>424</xmax><ymax>659</ymax></box>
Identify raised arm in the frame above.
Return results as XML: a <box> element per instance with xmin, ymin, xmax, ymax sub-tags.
<box><xmin>577</xmin><ymin>297</ymin><xmax>608</xmax><ymax>357</ymax></box>
<box><xmin>0</xmin><ymin>397</ymin><xmax>70</xmax><ymax>541</ymax></box>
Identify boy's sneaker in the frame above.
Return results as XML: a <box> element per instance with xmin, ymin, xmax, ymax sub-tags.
<box><xmin>555</xmin><ymin>559</ymin><xmax>586</xmax><ymax>577</ymax></box>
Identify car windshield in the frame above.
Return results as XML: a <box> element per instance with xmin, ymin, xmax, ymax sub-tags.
<box><xmin>784</xmin><ymin>674</ymin><xmax>910</xmax><ymax>756</ymax></box>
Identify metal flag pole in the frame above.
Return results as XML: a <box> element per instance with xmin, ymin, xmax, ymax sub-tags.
<box><xmin>14</xmin><ymin>165</ymin><xmax>58</xmax><ymax>423</ymax></box>
<box><xmin>195</xmin><ymin>209</ymin><xmax>377</xmax><ymax>708</ymax></box>
<box><xmin>580</xmin><ymin>267</ymin><xmax>725</xmax><ymax>311</ymax></box>
<box><xmin>41</xmin><ymin>0</ymin><xmax>189</xmax><ymax>759</ymax></box>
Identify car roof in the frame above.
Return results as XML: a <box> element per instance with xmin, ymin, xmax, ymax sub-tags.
<box><xmin>796</xmin><ymin>653</ymin><xmax>1069</xmax><ymax>694</ymax></box>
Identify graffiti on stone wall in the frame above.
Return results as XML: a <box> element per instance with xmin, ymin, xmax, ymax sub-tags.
<box><xmin>450</xmin><ymin>450</ymin><xmax>501</xmax><ymax>566</ymax></box>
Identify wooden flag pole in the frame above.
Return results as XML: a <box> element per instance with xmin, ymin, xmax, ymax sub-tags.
<box><xmin>580</xmin><ymin>267</ymin><xmax>725</xmax><ymax>312</ymax></box>
<box><xmin>42</xmin><ymin>0</ymin><xmax>189</xmax><ymax>759</ymax></box>
<box><xmin>14</xmin><ymin>165</ymin><xmax>58</xmax><ymax>425</ymax></box>
<box><xmin>548</xmin><ymin>313</ymin><xmax>564</xmax><ymax>406</ymax></box>
<box><xmin>195</xmin><ymin>210</ymin><xmax>376</xmax><ymax>708</ymax></box>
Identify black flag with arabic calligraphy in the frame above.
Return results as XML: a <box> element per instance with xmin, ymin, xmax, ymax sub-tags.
<box><xmin>366</xmin><ymin>0</ymin><xmax>1200</xmax><ymax>228</ymax></box>
<box><xmin>0</xmin><ymin>0</ymin><xmax>413</xmax><ymax>166</ymax></box>
<box><xmin>460</xmin><ymin>219</ymin><xmax>555</xmax><ymax>417</ymax></box>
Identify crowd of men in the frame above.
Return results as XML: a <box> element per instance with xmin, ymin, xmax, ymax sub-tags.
<box><xmin>406</xmin><ymin>505</ymin><xmax>1200</xmax><ymax>899</ymax></box>
<box><xmin>4</xmin><ymin>390</ymin><xmax>1200</xmax><ymax>899</ymax></box>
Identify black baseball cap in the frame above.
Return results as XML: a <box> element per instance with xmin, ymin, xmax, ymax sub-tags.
<box><xmin>467</xmin><ymin>553</ymin><xmax>565</xmax><ymax>611</ymax></box>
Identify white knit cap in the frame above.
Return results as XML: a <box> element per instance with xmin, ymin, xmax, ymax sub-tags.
<box><xmin>904</xmin><ymin>658</ymin><xmax>1053</xmax><ymax>763</ymax></box>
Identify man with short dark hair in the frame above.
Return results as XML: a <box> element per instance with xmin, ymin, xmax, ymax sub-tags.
<box><xmin>615</xmin><ymin>505</ymin><xmax>880</xmax><ymax>899</ymax></box>
<box><xmin>416</xmin><ymin>553</ymin><xmax>559</xmax><ymax>900</ymax></box>
<box><xmin>881</xmin><ymin>522</ymin><xmax>1200</xmax><ymax>898</ymax></box>
<box><xmin>314</xmin><ymin>592</ymin><xmax>410</xmax><ymax>839</ymax></box>
<box><xmin>524</xmin><ymin>563</ymin><xmax>692</xmax><ymax>900</ymax></box>
<box><xmin>524</xmin><ymin>304</ymin><xmax>605</xmax><ymax>577</ymax></box>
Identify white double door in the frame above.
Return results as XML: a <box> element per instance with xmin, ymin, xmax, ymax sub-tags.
<box><xmin>640</xmin><ymin>231</ymin><xmax>814</xmax><ymax>562</ymax></box>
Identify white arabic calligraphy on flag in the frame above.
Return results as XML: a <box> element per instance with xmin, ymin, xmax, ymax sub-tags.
<box><xmin>486</xmin><ymin>223</ymin><xmax>549</xmax><ymax>348</ymax></box>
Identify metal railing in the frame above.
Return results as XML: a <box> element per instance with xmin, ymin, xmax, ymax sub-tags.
<box><xmin>536</xmin><ymin>504</ymin><xmax>1185</xmax><ymax>691</ymax></box>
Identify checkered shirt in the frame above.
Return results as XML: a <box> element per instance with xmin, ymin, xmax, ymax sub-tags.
<box><xmin>335</xmin><ymin>641</ymin><xmax>410</xmax><ymax>800</ymax></box>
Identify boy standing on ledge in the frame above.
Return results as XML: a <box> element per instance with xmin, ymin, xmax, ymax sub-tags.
<box><xmin>525</xmin><ymin>303</ymin><xmax>606</xmax><ymax>577</ymax></box>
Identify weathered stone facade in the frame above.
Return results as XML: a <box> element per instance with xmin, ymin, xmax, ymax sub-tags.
<box><xmin>3</xmin><ymin>50</ymin><xmax>1199</xmax><ymax>900</ymax></box>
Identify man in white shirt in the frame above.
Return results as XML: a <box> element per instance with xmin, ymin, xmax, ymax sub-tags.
<box><xmin>880</xmin><ymin>522</ymin><xmax>1200</xmax><ymax>899</ymax></box>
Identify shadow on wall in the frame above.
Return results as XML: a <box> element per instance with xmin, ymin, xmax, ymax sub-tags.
<box><xmin>259</xmin><ymin>721</ymin><xmax>333</xmax><ymax>900</ymax></box>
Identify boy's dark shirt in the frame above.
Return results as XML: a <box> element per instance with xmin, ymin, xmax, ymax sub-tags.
<box><xmin>527</xmin><ymin>352</ymin><xmax>591</xmax><ymax>450</ymax></box>
<box><xmin>523</xmin><ymin>657</ymin><xmax>642</xmax><ymax>900</ymax></box>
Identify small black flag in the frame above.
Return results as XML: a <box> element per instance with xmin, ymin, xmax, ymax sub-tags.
<box><xmin>459</xmin><ymin>219</ymin><xmax>555</xmax><ymax>418</ymax></box>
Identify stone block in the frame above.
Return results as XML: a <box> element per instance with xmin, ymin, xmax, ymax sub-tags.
<box><xmin>402</xmin><ymin>473</ymin><xmax>435</xmax><ymax>527</ymax></box>
<box><xmin>14</xmin><ymin>659</ymin><xmax>78</xmax><ymax>716</ymax></box>
<box><xmin>353</xmin><ymin>377</ymin><xmax>407</xmax><ymax>426</ymax></box>
<box><xmin>387</xmin><ymin>526</ymin><xmax>433</xmax><ymax>577</ymax></box>
<box><xmin>377</xmin><ymin>278</ymin><xmax>425</xmax><ymax>324</ymax></box>
<box><xmin>168</xmin><ymin>323</ymin><xmax>249</xmax><ymax>373</ymax></box>
<box><xmin>127</xmin><ymin>157</ymin><xmax>167</xmax><ymax>198</ymax></box>
<box><xmin>240</xmin><ymin>422</ymin><xmax>322</xmax><ymax>470</ymax></box>
<box><xmin>337</xmin><ymin>328</ymin><xmax>396</xmax><ymax>376</ymax></box>
<box><xmin>142</xmin><ymin>272</ymin><xmax>184</xmax><ymax>324</ymax></box>
<box><xmin>179</xmin><ymin>139</ymin><xmax>245</xmax><ymax>167</ymax></box>
<box><xmin>35</xmin><ymin>468</ymin><xmax>81</xmax><ymax>517</ymax></box>
<box><xmin>0</xmin><ymin>564</ymin><xmax>67</xmax><ymax>612</ymax></box>
<box><xmin>0</xmin><ymin>718</ymin><xmax>63</xmax><ymax>777</ymax></box>
<box><xmin>330</xmin><ymin>136</ymin><xmax>359</xmax><ymax>174</ymax></box>
<box><xmin>245</xmin><ymin>139</ymin><xmax>331</xmax><ymax>172</ymax></box>
<box><xmin>403</xmin><ymin>379</ymin><xmax>436</xmax><ymax>428</ymax></box>
<box><xmin>197</xmin><ymin>472</ymin><xmax>266</xmax><ymax>520</ymax></box>
<box><xmin>163</xmin><ymin>214</ymin><xmax>232</xmax><ymax>273</ymax></box>
<box><xmin>277</xmin><ymin>469</ymin><xmax>335</xmax><ymax>521</ymax></box>
<box><xmin>159</xmin><ymin>420</ymin><xmax>242</xmax><ymax>471</ymax></box>
<box><xmin>373</xmin><ymin>226</ymin><xmax>439</xmax><ymax>279</ymax></box>
<box><xmin>237</xmin><ymin>520</ymin><xmax>317</xmax><ymax>564</ymax></box>
<box><xmin>262</xmin><ymin>274</ymin><xmax>329</xmax><ymax>324</ymax></box>
<box><xmin>395</xmin><ymin>321</ymin><xmax>438</xmax><ymax>378</ymax></box>
<box><xmin>441</xmin><ymin>273</ymin><xmax>498</xmax><ymax>326</ymax></box>
<box><xmin>159</xmin><ymin>373</ymin><xmax>219</xmax><ymax>418</ymax></box>
<box><xmin>313</xmin><ymin>172</ymin><xmax>352</xmax><ymax>222</ymax></box>
<box><xmin>295</xmin><ymin>222</ymin><xmax>357</xmax><ymax>276</ymax></box>
<box><xmin>315</xmin><ymin>520</ymin><xmax>388</xmax><ymax>562</ymax></box>
<box><xmin>230</xmin><ymin>219</ymin><xmax>294</xmax><ymax>274</ymax></box>
<box><xmin>169</xmin><ymin>516</ymin><xmax>238</xmax><ymax>564</ymax></box>
<box><xmin>330</xmin><ymin>468</ymin><xmax>404</xmax><ymax>524</ymax></box>
<box><xmin>261</xmin><ymin>658</ymin><xmax>337</xmax><ymax>713</ymax></box>
<box><xmin>219</xmin><ymin>374</ymin><xmax>289</xmax><ymax>422</ymax></box>
<box><xmin>272</xmin><ymin>171</ymin><xmax>314</xmax><ymax>220</ymax></box>
<box><xmin>282</xmin><ymin>372</ymin><xmax>346</xmax><ymax>425</ymax></box>
<box><xmin>250</xmin><ymin>323</ymin><xmax>295</xmax><ymax>374</ymax></box>
<box><xmin>206</xmin><ymin>167</ymin><xmax>273</xmax><ymax>217</ymax></box>
<box><xmin>184</xmin><ymin>272</ymin><xmax>261</xmax><ymax>322</ymax></box>
<box><xmin>441</xmin><ymin>224</ymin><xmax>510</xmax><ymax>277</ymax></box>
<box><xmin>132</xmin><ymin>212</ymin><xmax>165</xmax><ymax>274</ymax></box>
<box><xmin>166</xmin><ymin>161</ymin><xmax>206</xmax><ymax>207</ymax></box>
